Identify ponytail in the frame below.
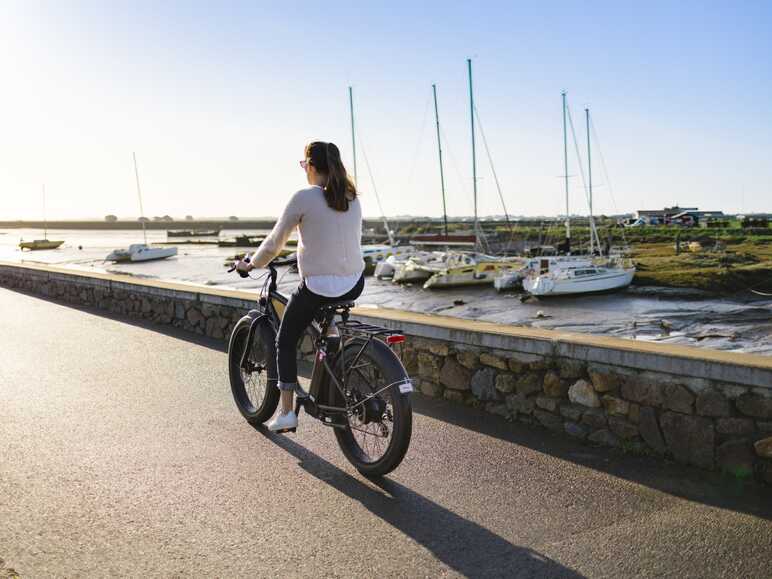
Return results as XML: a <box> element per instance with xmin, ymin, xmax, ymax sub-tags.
<box><xmin>305</xmin><ymin>141</ymin><xmax>357</xmax><ymax>211</ymax></box>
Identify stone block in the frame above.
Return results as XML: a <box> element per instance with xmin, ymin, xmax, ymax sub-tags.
<box><xmin>589</xmin><ymin>369</ymin><xmax>622</xmax><ymax>393</ymax></box>
<box><xmin>418</xmin><ymin>352</ymin><xmax>441</xmax><ymax>382</ymax></box>
<box><xmin>660</xmin><ymin>411</ymin><xmax>715</xmax><ymax>469</ymax></box>
<box><xmin>543</xmin><ymin>371</ymin><xmax>567</xmax><ymax>398</ymax></box>
<box><xmin>485</xmin><ymin>403</ymin><xmax>510</xmax><ymax>418</ymax></box>
<box><xmin>174</xmin><ymin>302</ymin><xmax>186</xmax><ymax>320</ymax></box>
<box><xmin>716</xmin><ymin>418</ymin><xmax>755</xmax><ymax>436</ymax></box>
<box><xmin>516</xmin><ymin>372</ymin><xmax>543</xmax><ymax>396</ymax></box>
<box><xmin>755</xmin><ymin>437</ymin><xmax>772</xmax><ymax>458</ymax></box>
<box><xmin>568</xmin><ymin>379</ymin><xmax>600</xmax><ymax>408</ymax></box>
<box><xmin>559</xmin><ymin>404</ymin><xmax>585</xmax><ymax>422</ymax></box>
<box><xmin>736</xmin><ymin>394</ymin><xmax>772</xmax><ymax>419</ymax></box>
<box><xmin>696</xmin><ymin>390</ymin><xmax>730</xmax><ymax>417</ymax></box>
<box><xmin>534</xmin><ymin>409</ymin><xmax>563</xmax><ymax>432</ymax></box>
<box><xmin>628</xmin><ymin>403</ymin><xmax>640</xmax><ymax>424</ymax></box>
<box><xmin>420</xmin><ymin>381</ymin><xmax>444</xmax><ymax>398</ymax></box>
<box><xmin>638</xmin><ymin>406</ymin><xmax>666</xmax><ymax>455</ymax></box>
<box><xmin>480</xmin><ymin>352</ymin><xmax>508</xmax><ymax>370</ymax></box>
<box><xmin>444</xmin><ymin>390</ymin><xmax>465</xmax><ymax>404</ymax></box>
<box><xmin>758</xmin><ymin>421</ymin><xmax>772</xmax><ymax>433</ymax></box>
<box><xmin>564</xmin><ymin>422</ymin><xmax>588</xmax><ymax>439</ymax></box>
<box><xmin>186</xmin><ymin>307</ymin><xmax>204</xmax><ymax>327</ymax></box>
<box><xmin>608</xmin><ymin>416</ymin><xmax>639</xmax><ymax>440</ymax></box>
<box><xmin>717</xmin><ymin>440</ymin><xmax>755</xmax><ymax>478</ymax></box>
<box><xmin>506</xmin><ymin>393</ymin><xmax>535</xmax><ymax>415</ymax></box>
<box><xmin>602</xmin><ymin>395</ymin><xmax>630</xmax><ymax>416</ymax></box>
<box><xmin>588</xmin><ymin>429</ymin><xmax>620</xmax><ymax>448</ymax></box>
<box><xmin>581</xmin><ymin>408</ymin><xmax>607</xmax><ymax>430</ymax></box>
<box><xmin>621</xmin><ymin>380</ymin><xmax>664</xmax><ymax>407</ymax></box>
<box><xmin>429</xmin><ymin>342</ymin><xmax>450</xmax><ymax>356</ymax></box>
<box><xmin>471</xmin><ymin>367</ymin><xmax>499</xmax><ymax>401</ymax></box>
<box><xmin>495</xmin><ymin>374</ymin><xmax>517</xmax><ymax>394</ymax></box>
<box><xmin>559</xmin><ymin>359</ymin><xmax>585</xmax><ymax>380</ymax></box>
<box><xmin>536</xmin><ymin>396</ymin><xmax>559</xmax><ymax>412</ymax></box>
<box><xmin>456</xmin><ymin>350</ymin><xmax>480</xmax><ymax>370</ymax></box>
<box><xmin>439</xmin><ymin>358</ymin><xmax>473</xmax><ymax>391</ymax></box>
<box><xmin>663</xmin><ymin>384</ymin><xmax>695</xmax><ymax>414</ymax></box>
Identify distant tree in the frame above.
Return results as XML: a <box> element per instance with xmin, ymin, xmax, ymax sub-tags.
<box><xmin>152</xmin><ymin>216</ymin><xmax>163</xmax><ymax>222</ymax></box>
<box><xmin>228</xmin><ymin>215</ymin><xmax>239</xmax><ymax>221</ymax></box>
<box><xmin>161</xmin><ymin>215</ymin><xmax>174</xmax><ymax>222</ymax></box>
<box><xmin>138</xmin><ymin>216</ymin><xmax>150</xmax><ymax>223</ymax></box>
<box><xmin>185</xmin><ymin>215</ymin><xmax>194</xmax><ymax>221</ymax></box>
<box><xmin>104</xmin><ymin>214</ymin><xmax>118</xmax><ymax>222</ymax></box>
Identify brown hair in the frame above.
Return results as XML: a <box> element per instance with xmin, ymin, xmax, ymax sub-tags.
<box><xmin>305</xmin><ymin>141</ymin><xmax>357</xmax><ymax>211</ymax></box>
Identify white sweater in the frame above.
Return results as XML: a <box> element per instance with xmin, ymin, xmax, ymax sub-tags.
<box><xmin>252</xmin><ymin>185</ymin><xmax>364</xmax><ymax>278</ymax></box>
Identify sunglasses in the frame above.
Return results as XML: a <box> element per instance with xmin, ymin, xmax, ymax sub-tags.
<box><xmin>299</xmin><ymin>159</ymin><xmax>310</xmax><ymax>170</ymax></box>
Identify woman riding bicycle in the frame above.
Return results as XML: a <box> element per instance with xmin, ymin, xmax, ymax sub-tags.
<box><xmin>238</xmin><ymin>141</ymin><xmax>364</xmax><ymax>432</ymax></box>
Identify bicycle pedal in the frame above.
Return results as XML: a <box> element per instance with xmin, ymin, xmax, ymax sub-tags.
<box><xmin>274</xmin><ymin>427</ymin><xmax>297</xmax><ymax>434</ymax></box>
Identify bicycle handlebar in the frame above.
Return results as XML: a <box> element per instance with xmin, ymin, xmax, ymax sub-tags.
<box><xmin>227</xmin><ymin>253</ymin><xmax>297</xmax><ymax>276</ymax></box>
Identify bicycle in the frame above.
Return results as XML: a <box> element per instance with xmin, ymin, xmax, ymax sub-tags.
<box><xmin>226</xmin><ymin>255</ymin><xmax>414</xmax><ymax>477</ymax></box>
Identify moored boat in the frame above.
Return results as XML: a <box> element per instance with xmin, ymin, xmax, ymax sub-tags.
<box><xmin>106</xmin><ymin>244</ymin><xmax>178</xmax><ymax>263</ymax></box>
<box><xmin>19</xmin><ymin>239</ymin><xmax>64</xmax><ymax>251</ymax></box>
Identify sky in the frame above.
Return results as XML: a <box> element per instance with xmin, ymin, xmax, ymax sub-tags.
<box><xmin>0</xmin><ymin>0</ymin><xmax>770</xmax><ymax>220</ymax></box>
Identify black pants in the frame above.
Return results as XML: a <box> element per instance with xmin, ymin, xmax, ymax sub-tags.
<box><xmin>276</xmin><ymin>274</ymin><xmax>365</xmax><ymax>386</ymax></box>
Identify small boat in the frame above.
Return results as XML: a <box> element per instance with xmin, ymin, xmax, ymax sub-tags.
<box><xmin>392</xmin><ymin>251</ymin><xmax>455</xmax><ymax>284</ymax></box>
<box><xmin>423</xmin><ymin>254</ymin><xmax>525</xmax><ymax>289</ymax></box>
<box><xmin>106</xmin><ymin>243</ymin><xmax>178</xmax><ymax>263</ymax></box>
<box><xmin>376</xmin><ymin>251</ymin><xmax>444</xmax><ymax>280</ymax></box>
<box><xmin>167</xmin><ymin>229</ymin><xmax>221</xmax><ymax>238</ymax></box>
<box><xmin>522</xmin><ymin>260</ymin><xmax>635</xmax><ymax>296</ymax></box>
<box><xmin>19</xmin><ymin>239</ymin><xmax>64</xmax><ymax>251</ymax></box>
<box><xmin>362</xmin><ymin>245</ymin><xmax>416</xmax><ymax>276</ymax></box>
<box><xmin>19</xmin><ymin>185</ymin><xmax>63</xmax><ymax>251</ymax></box>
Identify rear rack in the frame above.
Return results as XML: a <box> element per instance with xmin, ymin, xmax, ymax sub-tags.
<box><xmin>336</xmin><ymin>319</ymin><xmax>402</xmax><ymax>340</ymax></box>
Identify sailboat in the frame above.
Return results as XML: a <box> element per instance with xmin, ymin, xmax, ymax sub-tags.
<box><xmin>522</xmin><ymin>103</ymin><xmax>635</xmax><ymax>296</ymax></box>
<box><xmin>19</xmin><ymin>185</ymin><xmax>64</xmax><ymax>251</ymax></box>
<box><xmin>106</xmin><ymin>153</ymin><xmax>177</xmax><ymax>263</ymax></box>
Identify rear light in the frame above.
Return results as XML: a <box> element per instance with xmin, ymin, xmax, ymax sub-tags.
<box><xmin>386</xmin><ymin>334</ymin><xmax>406</xmax><ymax>345</ymax></box>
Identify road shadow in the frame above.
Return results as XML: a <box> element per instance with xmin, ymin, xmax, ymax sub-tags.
<box><xmin>10</xmin><ymin>289</ymin><xmax>771</xmax><ymax>520</ymax></box>
<box><xmin>257</xmin><ymin>429</ymin><xmax>584</xmax><ymax>579</ymax></box>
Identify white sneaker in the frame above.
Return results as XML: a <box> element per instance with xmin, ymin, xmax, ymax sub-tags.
<box><xmin>267</xmin><ymin>411</ymin><xmax>298</xmax><ymax>433</ymax></box>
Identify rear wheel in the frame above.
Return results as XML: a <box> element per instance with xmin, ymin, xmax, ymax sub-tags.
<box><xmin>332</xmin><ymin>338</ymin><xmax>413</xmax><ymax>477</ymax></box>
<box><xmin>228</xmin><ymin>317</ymin><xmax>280</xmax><ymax>424</ymax></box>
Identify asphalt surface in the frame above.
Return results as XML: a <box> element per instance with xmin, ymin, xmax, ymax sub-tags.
<box><xmin>1</xmin><ymin>287</ymin><xmax>771</xmax><ymax>578</ymax></box>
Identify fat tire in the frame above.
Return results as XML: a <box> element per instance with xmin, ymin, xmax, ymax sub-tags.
<box><xmin>228</xmin><ymin>316</ymin><xmax>280</xmax><ymax>424</ymax></box>
<box><xmin>333</xmin><ymin>338</ymin><xmax>413</xmax><ymax>477</ymax></box>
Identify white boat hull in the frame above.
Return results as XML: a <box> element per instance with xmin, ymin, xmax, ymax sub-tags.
<box><xmin>523</xmin><ymin>268</ymin><xmax>635</xmax><ymax>296</ymax></box>
<box><xmin>106</xmin><ymin>244</ymin><xmax>178</xmax><ymax>263</ymax></box>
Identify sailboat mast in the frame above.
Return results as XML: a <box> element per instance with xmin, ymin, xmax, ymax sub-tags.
<box><xmin>585</xmin><ymin>108</ymin><xmax>595</xmax><ymax>255</ymax></box>
<box><xmin>133</xmin><ymin>152</ymin><xmax>147</xmax><ymax>245</ymax></box>
<box><xmin>348</xmin><ymin>86</ymin><xmax>357</xmax><ymax>186</ymax></box>
<box><xmin>467</xmin><ymin>58</ymin><xmax>479</xmax><ymax>249</ymax></box>
<box><xmin>432</xmin><ymin>84</ymin><xmax>449</xmax><ymax>237</ymax></box>
<box><xmin>42</xmin><ymin>184</ymin><xmax>47</xmax><ymax>239</ymax></box>
<box><xmin>562</xmin><ymin>92</ymin><xmax>570</xmax><ymax>246</ymax></box>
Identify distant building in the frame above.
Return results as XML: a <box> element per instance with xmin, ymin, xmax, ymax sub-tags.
<box><xmin>635</xmin><ymin>206</ymin><xmax>698</xmax><ymax>225</ymax></box>
<box><xmin>104</xmin><ymin>214</ymin><xmax>118</xmax><ymax>222</ymax></box>
<box><xmin>671</xmin><ymin>210</ymin><xmax>726</xmax><ymax>226</ymax></box>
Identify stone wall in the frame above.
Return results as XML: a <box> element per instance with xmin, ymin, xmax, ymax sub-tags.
<box><xmin>2</xmin><ymin>261</ymin><xmax>771</xmax><ymax>485</ymax></box>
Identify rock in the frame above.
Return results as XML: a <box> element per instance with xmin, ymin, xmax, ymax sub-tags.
<box><xmin>516</xmin><ymin>372</ymin><xmax>543</xmax><ymax>396</ymax></box>
<box><xmin>568</xmin><ymin>379</ymin><xmax>600</xmax><ymax>408</ymax></box>
<box><xmin>559</xmin><ymin>404</ymin><xmax>584</xmax><ymax>422</ymax></box>
<box><xmin>429</xmin><ymin>342</ymin><xmax>450</xmax><ymax>356</ymax></box>
<box><xmin>444</xmin><ymin>390</ymin><xmax>465</xmax><ymax>404</ymax></box>
<box><xmin>660</xmin><ymin>411</ymin><xmax>715</xmax><ymax>469</ymax></box>
<box><xmin>141</xmin><ymin>297</ymin><xmax>153</xmax><ymax>314</ymax></box>
<box><xmin>543</xmin><ymin>371</ymin><xmax>567</xmax><ymax>398</ymax></box>
<box><xmin>602</xmin><ymin>395</ymin><xmax>630</xmax><ymax>416</ymax></box>
<box><xmin>758</xmin><ymin>422</ymin><xmax>772</xmax><ymax>433</ymax></box>
<box><xmin>628</xmin><ymin>403</ymin><xmax>640</xmax><ymax>424</ymax></box>
<box><xmin>696</xmin><ymin>390</ymin><xmax>730</xmax><ymax>417</ymax></box>
<box><xmin>588</xmin><ymin>429</ymin><xmax>620</xmax><ymax>448</ymax></box>
<box><xmin>559</xmin><ymin>359</ymin><xmax>585</xmax><ymax>380</ymax></box>
<box><xmin>589</xmin><ymin>369</ymin><xmax>622</xmax><ymax>393</ymax></box>
<box><xmin>534</xmin><ymin>409</ymin><xmax>563</xmax><ymax>432</ymax></box>
<box><xmin>471</xmin><ymin>367</ymin><xmax>499</xmax><ymax>401</ymax></box>
<box><xmin>485</xmin><ymin>403</ymin><xmax>510</xmax><ymax>418</ymax></box>
<box><xmin>581</xmin><ymin>408</ymin><xmax>607</xmax><ymax>430</ymax></box>
<box><xmin>507</xmin><ymin>359</ymin><xmax>526</xmax><ymax>374</ymax></box>
<box><xmin>608</xmin><ymin>416</ymin><xmax>639</xmax><ymax>440</ymax></box>
<box><xmin>716</xmin><ymin>418</ymin><xmax>755</xmax><ymax>436</ymax></box>
<box><xmin>186</xmin><ymin>307</ymin><xmax>204</xmax><ymax>327</ymax></box>
<box><xmin>638</xmin><ymin>406</ymin><xmax>666</xmax><ymax>454</ymax></box>
<box><xmin>736</xmin><ymin>394</ymin><xmax>772</xmax><ymax>419</ymax></box>
<box><xmin>564</xmin><ymin>422</ymin><xmax>588</xmax><ymax>439</ymax></box>
<box><xmin>420</xmin><ymin>381</ymin><xmax>444</xmax><ymax>398</ymax></box>
<box><xmin>621</xmin><ymin>380</ymin><xmax>664</xmax><ymax>407</ymax></box>
<box><xmin>663</xmin><ymin>384</ymin><xmax>695</xmax><ymax>414</ymax></box>
<box><xmin>418</xmin><ymin>352</ymin><xmax>441</xmax><ymax>383</ymax></box>
<box><xmin>755</xmin><ymin>437</ymin><xmax>772</xmax><ymax>458</ymax></box>
<box><xmin>439</xmin><ymin>358</ymin><xmax>473</xmax><ymax>391</ymax></box>
<box><xmin>717</xmin><ymin>440</ymin><xmax>755</xmax><ymax>478</ymax></box>
<box><xmin>456</xmin><ymin>350</ymin><xmax>480</xmax><ymax>370</ymax></box>
<box><xmin>174</xmin><ymin>302</ymin><xmax>186</xmax><ymax>320</ymax></box>
<box><xmin>495</xmin><ymin>374</ymin><xmax>517</xmax><ymax>394</ymax></box>
<box><xmin>506</xmin><ymin>393</ymin><xmax>535</xmax><ymax>415</ymax></box>
<box><xmin>480</xmin><ymin>352</ymin><xmax>508</xmax><ymax>370</ymax></box>
<box><xmin>536</xmin><ymin>396</ymin><xmax>559</xmax><ymax>412</ymax></box>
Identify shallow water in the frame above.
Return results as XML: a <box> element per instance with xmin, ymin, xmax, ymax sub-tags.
<box><xmin>3</xmin><ymin>228</ymin><xmax>771</xmax><ymax>356</ymax></box>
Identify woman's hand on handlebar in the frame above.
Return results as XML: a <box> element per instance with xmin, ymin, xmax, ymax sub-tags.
<box><xmin>236</xmin><ymin>255</ymin><xmax>252</xmax><ymax>274</ymax></box>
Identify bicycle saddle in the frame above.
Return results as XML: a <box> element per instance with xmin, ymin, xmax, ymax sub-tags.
<box><xmin>318</xmin><ymin>300</ymin><xmax>355</xmax><ymax>312</ymax></box>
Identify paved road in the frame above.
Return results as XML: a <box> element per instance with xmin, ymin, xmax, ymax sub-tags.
<box><xmin>1</xmin><ymin>287</ymin><xmax>771</xmax><ymax>578</ymax></box>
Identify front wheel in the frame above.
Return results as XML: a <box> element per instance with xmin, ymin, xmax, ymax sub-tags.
<box><xmin>228</xmin><ymin>316</ymin><xmax>280</xmax><ymax>424</ymax></box>
<box><xmin>333</xmin><ymin>338</ymin><xmax>413</xmax><ymax>477</ymax></box>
